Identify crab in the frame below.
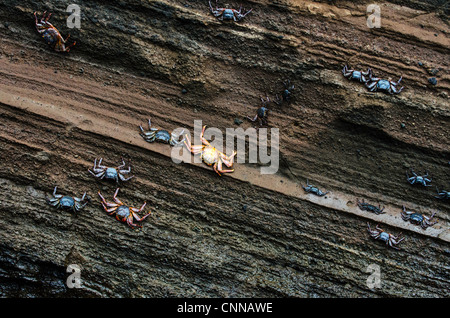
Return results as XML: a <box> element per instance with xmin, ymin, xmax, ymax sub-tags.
<box><xmin>184</xmin><ymin>125</ymin><xmax>237</xmax><ymax>176</ymax></box>
<box><xmin>302</xmin><ymin>179</ymin><xmax>329</xmax><ymax>196</ymax></box>
<box><xmin>88</xmin><ymin>158</ymin><xmax>134</xmax><ymax>184</ymax></box>
<box><xmin>139</xmin><ymin>118</ymin><xmax>185</xmax><ymax>146</ymax></box>
<box><xmin>47</xmin><ymin>186</ymin><xmax>89</xmax><ymax>213</ymax></box>
<box><xmin>401</xmin><ymin>206</ymin><xmax>438</xmax><ymax>229</ymax></box>
<box><xmin>34</xmin><ymin>11</ymin><xmax>76</xmax><ymax>52</ymax></box>
<box><xmin>365</xmin><ymin>74</ymin><xmax>403</xmax><ymax>94</ymax></box>
<box><xmin>356</xmin><ymin>198</ymin><xmax>385</xmax><ymax>215</ymax></box>
<box><xmin>98</xmin><ymin>188</ymin><xmax>151</xmax><ymax>229</ymax></box>
<box><xmin>247</xmin><ymin>96</ymin><xmax>271</xmax><ymax>128</ymax></box>
<box><xmin>435</xmin><ymin>188</ymin><xmax>449</xmax><ymax>200</ymax></box>
<box><xmin>367</xmin><ymin>223</ymin><xmax>405</xmax><ymax>250</ymax></box>
<box><xmin>406</xmin><ymin>169</ymin><xmax>432</xmax><ymax>186</ymax></box>
<box><xmin>274</xmin><ymin>80</ymin><xmax>295</xmax><ymax>104</ymax></box>
<box><xmin>209</xmin><ymin>0</ymin><xmax>252</xmax><ymax>21</ymax></box>
<box><xmin>342</xmin><ymin>65</ymin><xmax>372</xmax><ymax>83</ymax></box>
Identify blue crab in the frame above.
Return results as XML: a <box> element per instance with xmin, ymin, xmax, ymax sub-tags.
<box><xmin>356</xmin><ymin>199</ymin><xmax>385</xmax><ymax>215</ymax></box>
<box><xmin>401</xmin><ymin>206</ymin><xmax>438</xmax><ymax>230</ymax></box>
<box><xmin>342</xmin><ymin>65</ymin><xmax>372</xmax><ymax>83</ymax></box>
<box><xmin>88</xmin><ymin>158</ymin><xmax>134</xmax><ymax>183</ymax></box>
<box><xmin>367</xmin><ymin>223</ymin><xmax>404</xmax><ymax>250</ymax></box>
<box><xmin>139</xmin><ymin>118</ymin><xmax>185</xmax><ymax>146</ymax></box>
<box><xmin>406</xmin><ymin>169</ymin><xmax>432</xmax><ymax>186</ymax></box>
<box><xmin>34</xmin><ymin>11</ymin><xmax>76</xmax><ymax>52</ymax></box>
<box><xmin>247</xmin><ymin>96</ymin><xmax>271</xmax><ymax>128</ymax></box>
<box><xmin>98</xmin><ymin>188</ymin><xmax>151</xmax><ymax>229</ymax></box>
<box><xmin>435</xmin><ymin>188</ymin><xmax>449</xmax><ymax>200</ymax></box>
<box><xmin>47</xmin><ymin>186</ymin><xmax>89</xmax><ymax>213</ymax></box>
<box><xmin>209</xmin><ymin>0</ymin><xmax>252</xmax><ymax>21</ymax></box>
<box><xmin>274</xmin><ymin>80</ymin><xmax>295</xmax><ymax>104</ymax></box>
<box><xmin>302</xmin><ymin>179</ymin><xmax>329</xmax><ymax>196</ymax></box>
<box><xmin>365</xmin><ymin>74</ymin><xmax>403</xmax><ymax>94</ymax></box>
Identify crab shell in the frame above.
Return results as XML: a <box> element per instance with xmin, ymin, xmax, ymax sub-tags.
<box><xmin>201</xmin><ymin>146</ymin><xmax>221</xmax><ymax>165</ymax></box>
<box><xmin>222</xmin><ymin>9</ymin><xmax>236</xmax><ymax>19</ymax></box>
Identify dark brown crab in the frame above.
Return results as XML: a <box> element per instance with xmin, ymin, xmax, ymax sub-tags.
<box><xmin>356</xmin><ymin>198</ymin><xmax>385</xmax><ymax>215</ymax></box>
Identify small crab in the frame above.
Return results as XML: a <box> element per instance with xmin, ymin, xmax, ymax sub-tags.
<box><xmin>47</xmin><ymin>186</ymin><xmax>89</xmax><ymax>213</ymax></box>
<box><xmin>247</xmin><ymin>96</ymin><xmax>271</xmax><ymax>128</ymax></box>
<box><xmin>367</xmin><ymin>223</ymin><xmax>405</xmax><ymax>250</ymax></box>
<box><xmin>401</xmin><ymin>206</ymin><xmax>438</xmax><ymax>230</ymax></box>
<box><xmin>98</xmin><ymin>188</ymin><xmax>151</xmax><ymax>229</ymax></box>
<box><xmin>356</xmin><ymin>198</ymin><xmax>385</xmax><ymax>215</ymax></box>
<box><xmin>302</xmin><ymin>179</ymin><xmax>329</xmax><ymax>196</ymax></box>
<box><xmin>342</xmin><ymin>65</ymin><xmax>372</xmax><ymax>83</ymax></box>
<box><xmin>88</xmin><ymin>158</ymin><xmax>134</xmax><ymax>184</ymax></box>
<box><xmin>34</xmin><ymin>11</ymin><xmax>76</xmax><ymax>52</ymax></box>
<box><xmin>365</xmin><ymin>75</ymin><xmax>403</xmax><ymax>94</ymax></box>
<box><xmin>406</xmin><ymin>169</ymin><xmax>432</xmax><ymax>186</ymax></box>
<box><xmin>274</xmin><ymin>80</ymin><xmax>295</xmax><ymax>104</ymax></box>
<box><xmin>184</xmin><ymin>125</ymin><xmax>237</xmax><ymax>176</ymax></box>
<box><xmin>435</xmin><ymin>188</ymin><xmax>449</xmax><ymax>200</ymax></box>
<box><xmin>209</xmin><ymin>0</ymin><xmax>252</xmax><ymax>21</ymax></box>
<box><xmin>139</xmin><ymin>118</ymin><xmax>185</xmax><ymax>146</ymax></box>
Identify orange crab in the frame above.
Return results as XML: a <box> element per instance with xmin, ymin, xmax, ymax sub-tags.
<box><xmin>34</xmin><ymin>11</ymin><xmax>76</xmax><ymax>52</ymax></box>
<box><xmin>184</xmin><ymin>125</ymin><xmax>236</xmax><ymax>176</ymax></box>
<box><xmin>98</xmin><ymin>188</ymin><xmax>151</xmax><ymax>229</ymax></box>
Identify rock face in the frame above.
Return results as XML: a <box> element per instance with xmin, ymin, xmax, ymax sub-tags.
<box><xmin>0</xmin><ymin>0</ymin><xmax>449</xmax><ymax>297</ymax></box>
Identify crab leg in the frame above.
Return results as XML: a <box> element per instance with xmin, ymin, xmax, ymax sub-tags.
<box><xmin>89</xmin><ymin>170</ymin><xmax>106</xmax><ymax>179</ymax></box>
<box><xmin>360</xmin><ymin>69</ymin><xmax>372</xmax><ymax>82</ymax></box>
<box><xmin>130</xmin><ymin>202</ymin><xmax>147</xmax><ymax>213</ymax></box>
<box><xmin>50</xmin><ymin>186</ymin><xmax>64</xmax><ymax>199</ymax></box>
<box><xmin>361</xmin><ymin>68</ymin><xmax>372</xmax><ymax>76</ymax></box>
<box><xmin>98</xmin><ymin>191</ymin><xmax>117</xmax><ymax>207</ymax></box>
<box><xmin>119</xmin><ymin>174</ymin><xmax>134</xmax><ymax>182</ymax></box>
<box><xmin>34</xmin><ymin>12</ymin><xmax>39</xmax><ymax>25</ymax></box>
<box><xmin>111</xmin><ymin>188</ymin><xmax>124</xmax><ymax>205</ymax></box>
<box><xmin>96</xmin><ymin>158</ymin><xmax>107</xmax><ymax>170</ymax></box>
<box><xmin>117</xmin><ymin>158</ymin><xmax>127</xmax><ymax>170</ymax></box>
<box><xmin>200</xmin><ymin>125</ymin><xmax>212</xmax><ymax>146</ymax></box>
<box><xmin>63</xmin><ymin>34</ymin><xmax>70</xmax><ymax>43</ymax></box>
<box><xmin>184</xmin><ymin>133</ymin><xmax>204</xmax><ymax>155</ymax></box>
<box><xmin>118</xmin><ymin>166</ymin><xmax>131</xmax><ymax>174</ymax></box>
<box><xmin>75</xmin><ymin>200</ymin><xmax>89</xmax><ymax>212</ymax></box>
<box><xmin>76</xmin><ymin>192</ymin><xmax>87</xmax><ymax>202</ymax></box>
<box><xmin>125</xmin><ymin>214</ymin><xmax>141</xmax><ymax>228</ymax></box>
<box><xmin>140</xmin><ymin>119</ymin><xmax>159</xmax><ymax>138</ymax></box>
<box><xmin>90</xmin><ymin>162</ymin><xmax>106</xmax><ymax>173</ymax></box>
<box><xmin>342</xmin><ymin>65</ymin><xmax>352</xmax><ymax>76</ymax></box>
<box><xmin>215</xmin><ymin>160</ymin><xmax>234</xmax><ymax>176</ymax></box>
<box><xmin>101</xmin><ymin>202</ymin><xmax>118</xmax><ymax>215</ymax></box>
<box><xmin>170</xmin><ymin>129</ymin><xmax>185</xmax><ymax>146</ymax></box>
<box><xmin>131</xmin><ymin>210</ymin><xmax>151</xmax><ymax>222</ymax></box>
<box><xmin>388</xmin><ymin>240</ymin><xmax>400</xmax><ymax>250</ymax></box>
<box><xmin>43</xmin><ymin>11</ymin><xmax>52</xmax><ymax>22</ymax></box>
<box><xmin>366</xmin><ymin>81</ymin><xmax>378</xmax><ymax>91</ymax></box>
<box><xmin>220</xmin><ymin>151</ymin><xmax>236</xmax><ymax>168</ymax></box>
